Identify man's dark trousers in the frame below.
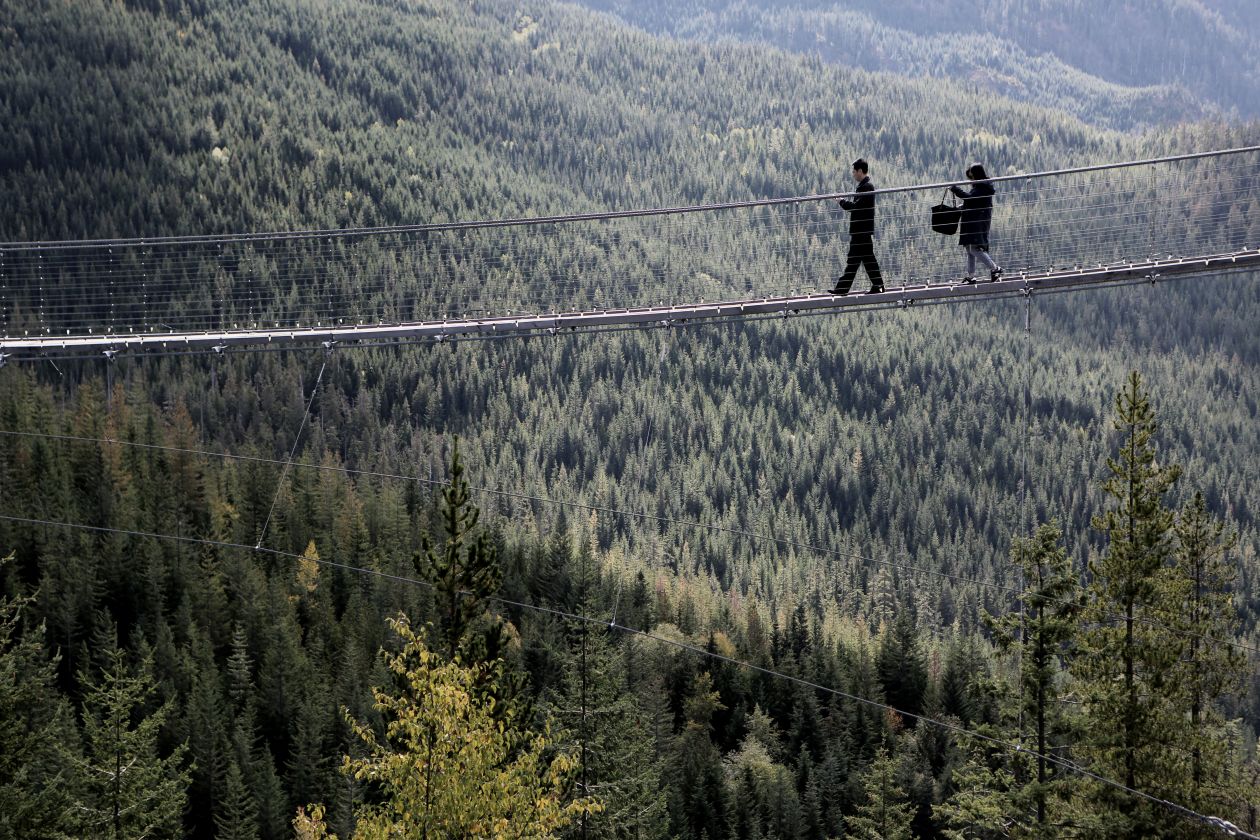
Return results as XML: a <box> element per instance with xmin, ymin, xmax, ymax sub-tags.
<box><xmin>833</xmin><ymin>235</ymin><xmax>883</xmax><ymax>294</ymax></box>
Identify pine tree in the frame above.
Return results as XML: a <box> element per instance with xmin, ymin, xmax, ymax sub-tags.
<box><xmin>551</xmin><ymin>624</ymin><xmax>669</xmax><ymax>840</ymax></box>
<box><xmin>547</xmin><ymin>532</ymin><xmax>668</xmax><ymax>840</ymax></box>
<box><xmin>286</xmin><ymin>694</ymin><xmax>334</xmax><ymax>821</ymax></box>
<box><xmin>0</xmin><ymin>555</ymin><xmax>80</xmax><ymax>839</ymax></box>
<box><xmin>222</xmin><ymin>621</ymin><xmax>286</xmax><ymax>840</ymax></box>
<box><xmin>413</xmin><ymin>440</ymin><xmax>532</xmax><ymax>728</ymax></box>
<box><xmin>1072</xmin><ymin>371</ymin><xmax>1183</xmax><ymax>838</ymax></box>
<box><xmin>984</xmin><ymin>521</ymin><xmax>1081</xmax><ymax>831</ymax></box>
<box><xmin>215</xmin><ymin>758</ymin><xmax>260</xmax><ymax>840</ymax></box>
<box><xmin>878</xmin><ymin>611</ymin><xmax>927</xmax><ymax>723</ymax></box>
<box><xmin>414</xmin><ymin>437</ymin><xmax>502</xmax><ymax>664</ymax></box>
<box><xmin>846</xmin><ymin>748</ymin><xmax>915</xmax><ymax>840</ymax></box>
<box><xmin>225</xmin><ymin>622</ymin><xmax>253</xmax><ymax>715</ymax></box>
<box><xmin>186</xmin><ymin>634</ymin><xmax>231</xmax><ymax>840</ymax></box>
<box><xmin>724</xmin><ymin>732</ymin><xmax>804</xmax><ymax>839</ymax></box>
<box><xmin>668</xmin><ymin>671</ymin><xmax>731</xmax><ymax>840</ymax></box>
<box><xmin>72</xmin><ymin>646</ymin><xmax>189</xmax><ymax>840</ymax></box>
<box><xmin>934</xmin><ymin>743</ymin><xmax>1026</xmax><ymax>840</ymax></box>
<box><xmin>1170</xmin><ymin>491</ymin><xmax>1245</xmax><ymax>831</ymax></box>
<box><xmin>293</xmin><ymin>616</ymin><xmax>599</xmax><ymax>838</ymax></box>
<box><xmin>248</xmin><ymin>744</ymin><xmax>291</xmax><ymax>840</ymax></box>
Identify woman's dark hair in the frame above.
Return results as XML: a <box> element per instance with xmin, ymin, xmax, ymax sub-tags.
<box><xmin>966</xmin><ymin>163</ymin><xmax>988</xmax><ymax>180</ymax></box>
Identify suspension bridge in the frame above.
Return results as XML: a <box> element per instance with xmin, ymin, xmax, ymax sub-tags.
<box><xmin>3</xmin><ymin>144</ymin><xmax>1260</xmax><ymax>838</ymax></box>
<box><xmin>2</xmin><ymin>145</ymin><xmax>1258</xmax><ymax>360</ymax></box>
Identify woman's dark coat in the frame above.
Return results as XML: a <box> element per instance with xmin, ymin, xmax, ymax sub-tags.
<box><xmin>949</xmin><ymin>180</ymin><xmax>995</xmax><ymax>248</ymax></box>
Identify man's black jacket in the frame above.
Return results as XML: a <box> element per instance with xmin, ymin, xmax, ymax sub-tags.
<box><xmin>838</xmin><ymin>175</ymin><xmax>876</xmax><ymax>238</ymax></box>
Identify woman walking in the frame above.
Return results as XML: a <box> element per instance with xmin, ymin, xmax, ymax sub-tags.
<box><xmin>951</xmin><ymin>164</ymin><xmax>1003</xmax><ymax>283</ymax></box>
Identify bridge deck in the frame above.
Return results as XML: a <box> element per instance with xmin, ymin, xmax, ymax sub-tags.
<box><xmin>2</xmin><ymin>249</ymin><xmax>1257</xmax><ymax>359</ymax></box>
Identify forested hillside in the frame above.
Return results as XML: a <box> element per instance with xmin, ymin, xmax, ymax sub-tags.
<box><xmin>572</xmin><ymin>0</ymin><xmax>1260</xmax><ymax>130</ymax></box>
<box><xmin>1</xmin><ymin>0</ymin><xmax>1259</xmax><ymax>836</ymax></box>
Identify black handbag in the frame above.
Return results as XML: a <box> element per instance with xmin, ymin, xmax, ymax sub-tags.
<box><xmin>930</xmin><ymin>190</ymin><xmax>961</xmax><ymax>235</ymax></box>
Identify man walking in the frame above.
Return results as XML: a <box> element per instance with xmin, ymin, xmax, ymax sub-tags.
<box><xmin>830</xmin><ymin>158</ymin><xmax>885</xmax><ymax>296</ymax></box>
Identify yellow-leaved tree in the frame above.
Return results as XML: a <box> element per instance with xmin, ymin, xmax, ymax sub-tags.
<box><xmin>294</xmin><ymin>615</ymin><xmax>600</xmax><ymax>839</ymax></box>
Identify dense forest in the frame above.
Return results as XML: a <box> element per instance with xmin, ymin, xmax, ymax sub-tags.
<box><xmin>1</xmin><ymin>0</ymin><xmax>1259</xmax><ymax>837</ymax></box>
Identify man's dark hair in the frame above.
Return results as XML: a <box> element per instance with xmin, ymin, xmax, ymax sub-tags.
<box><xmin>851</xmin><ymin>158</ymin><xmax>869</xmax><ymax>174</ymax></box>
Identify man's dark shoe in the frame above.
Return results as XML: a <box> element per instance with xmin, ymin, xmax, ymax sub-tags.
<box><xmin>865</xmin><ymin>286</ymin><xmax>885</xmax><ymax>294</ymax></box>
<box><xmin>829</xmin><ymin>286</ymin><xmax>849</xmax><ymax>296</ymax></box>
<box><xmin>959</xmin><ymin>276</ymin><xmax>977</xmax><ymax>285</ymax></box>
<box><xmin>989</xmin><ymin>267</ymin><xmax>1004</xmax><ymax>282</ymax></box>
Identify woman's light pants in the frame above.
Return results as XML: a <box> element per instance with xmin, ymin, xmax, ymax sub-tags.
<box><xmin>964</xmin><ymin>244</ymin><xmax>998</xmax><ymax>277</ymax></box>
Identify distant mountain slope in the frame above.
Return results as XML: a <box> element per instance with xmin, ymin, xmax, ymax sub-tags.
<box><xmin>569</xmin><ymin>0</ymin><xmax>1260</xmax><ymax>130</ymax></box>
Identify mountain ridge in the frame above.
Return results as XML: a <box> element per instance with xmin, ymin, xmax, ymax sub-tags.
<box><xmin>568</xmin><ymin>0</ymin><xmax>1260</xmax><ymax>130</ymax></box>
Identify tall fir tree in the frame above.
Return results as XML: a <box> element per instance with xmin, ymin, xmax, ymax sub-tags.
<box><xmin>725</xmin><ymin>730</ymin><xmax>805</xmax><ymax>839</ymax></box>
<box><xmin>552</xmin><ymin>623</ymin><xmax>669</xmax><ymax>840</ymax></box>
<box><xmin>985</xmin><ymin>521</ymin><xmax>1081</xmax><ymax>833</ymax></box>
<box><xmin>248</xmin><ymin>744</ymin><xmax>292</xmax><ymax>840</ymax></box>
<box><xmin>551</xmin><ymin>535</ymin><xmax>669</xmax><ymax>840</ymax></box>
<box><xmin>413</xmin><ymin>439</ymin><xmax>529</xmax><ymax>721</ymax></box>
<box><xmin>414</xmin><ymin>437</ymin><xmax>502</xmax><ymax>664</ymax></box>
<box><xmin>1072</xmin><ymin>371</ymin><xmax>1184</xmax><ymax>838</ymax></box>
<box><xmin>878</xmin><ymin>611</ymin><xmax>928</xmax><ymax>724</ymax></box>
<box><xmin>668</xmin><ymin>671</ymin><xmax>731</xmax><ymax>840</ymax></box>
<box><xmin>0</xmin><ymin>555</ymin><xmax>80</xmax><ymax>839</ymax></box>
<box><xmin>294</xmin><ymin>616</ymin><xmax>599</xmax><ymax>838</ymax></box>
<box><xmin>934</xmin><ymin>742</ymin><xmax>1024</xmax><ymax>840</ymax></box>
<box><xmin>185</xmin><ymin>634</ymin><xmax>231</xmax><ymax>840</ymax></box>
<box><xmin>1170</xmin><ymin>491</ymin><xmax>1245</xmax><ymax>833</ymax></box>
<box><xmin>71</xmin><ymin>646</ymin><xmax>189</xmax><ymax>840</ymax></box>
<box><xmin>846</xmin><ymin>747</ymin><xmax>915</xmax><ymax>840</ymax></box>
<box><xmin>215</xmin><ymin>757</ymin><xmax>261</xmax><ymax>840</ymax></box>
<box><xmin>285</xmin><ymin>693</ymin><xmax>335</xmax><ymax>823</ymax></box>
